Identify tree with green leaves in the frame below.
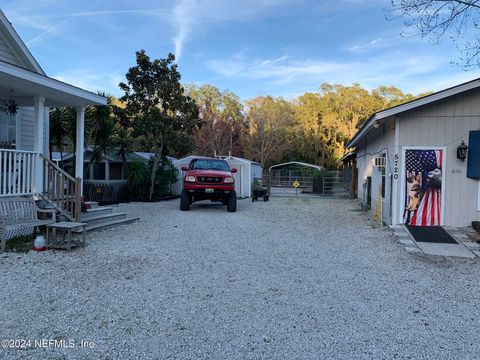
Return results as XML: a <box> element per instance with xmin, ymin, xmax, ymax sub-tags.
<box><xmin>185</xmin><ymin>84</ymin><xmax>245</xmax><ymax>157</ymax></box>
<box><xmin>119</xmin><ymin>51</ymin><xmax>201</xmax><ymax>200</ymax></box>
<box><xmin>289</xmin><ymin>83</ymin><xmax>425</xmax><ymax>167</ymax></box>
<box><xmin>84</xmin><ymin>94</ymin><xmax>117</xmax><ymax>178</ymax></box>
<box><xmin>49</xmin><ymin>107</ymin><xmax>75</xmax><ymax>164</ymax></box>
<box><xmin>113</xmin><ymin>126</ymin><xmax>136</xmax><ymax>177</ymax></box>
<box><xmin>244</xmin><ymin>96</ymin><xmax>295</xmax><ymax>168</ymax></box>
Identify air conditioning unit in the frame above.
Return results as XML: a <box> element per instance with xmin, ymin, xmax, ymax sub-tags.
<box><xmin>373</xmin><ymin>156</ymin><xmax>386</xmax><ymax>167</ymax></box>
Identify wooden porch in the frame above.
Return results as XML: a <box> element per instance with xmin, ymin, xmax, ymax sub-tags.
<box><xmin>0</xmin><ymin>148</ymin><xmax>82</xmax><ymax>220</ymax></box>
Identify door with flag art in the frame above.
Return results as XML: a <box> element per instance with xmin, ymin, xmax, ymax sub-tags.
<box><xmin>403</xmin><ymin>149</ymin><xmax>444</xmax><ymax>226</ymax></box>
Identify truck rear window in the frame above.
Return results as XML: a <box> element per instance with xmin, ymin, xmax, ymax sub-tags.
<box><xmin>189</xmin><ymin>159</ymin><xmax>230</xmax><ymax>171</ymax></box>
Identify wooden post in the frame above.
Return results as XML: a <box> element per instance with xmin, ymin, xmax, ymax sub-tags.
<box><xmin>352</xmin><ymin>162</ymin><xmax>358</xmax><ymax>199</ymax></box>
<box><xmin>74</xmin><ymin>177</ymin><xmax>82</xmax><ymax>221</ymax></box>
<box><xmin>75</xmin><ymin>106</ymin><xmax>85</xmax><ymax>196</ymax></box>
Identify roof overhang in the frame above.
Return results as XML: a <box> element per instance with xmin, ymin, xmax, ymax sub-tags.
<box><xmin>346</xmin><ymin>77</ymin><xmax>480</xmax><ymax>149</ymax></box>
<box><xmin>0</xmin><ymin>61</ymin><xmax>107</xmax><ymax>107</ymax></box>
<box><xmin>338</xmin><ymin>151</ymin><xmax>357</xmax><ymax>163</ymax></box>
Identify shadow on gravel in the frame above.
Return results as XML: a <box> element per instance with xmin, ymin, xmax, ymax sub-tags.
<box><xmin>184</xmin><ymin>201</ymin><xmax>237</xmax><ymax>212</ymax></box>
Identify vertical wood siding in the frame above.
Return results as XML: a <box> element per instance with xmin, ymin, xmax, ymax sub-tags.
<box><xmin>18</xmin><ymin>106</ymin><xmax>50</xmax><ymax>155</ymax></box>
<box><xmin>397</xmin><ymin>89</ymin><xmax>480</xmax><ymax>227</ymax></box>
<box><xmin>18</xmin><ymin>107</ymin><xmax>34</xmax><ymax>151</ymax></box>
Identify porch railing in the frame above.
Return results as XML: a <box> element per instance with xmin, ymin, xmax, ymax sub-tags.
<box><xmin>41</xmin><ymin>155</ymin><xmax>81</xmax><ymax>221</ymax></box>
<box><xmin>0</xmin><ymin>149</ymin><xmax>37</xmax><ymax>196</ymax></box>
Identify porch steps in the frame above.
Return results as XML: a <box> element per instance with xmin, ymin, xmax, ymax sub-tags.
<box><xmin>73</xmin><ymin>216</ymin><xmax>139</xmax><ymax>234</ymax></box>
<box><xmin>83</xmin><ymin>206</ymin><xmax>113</xmax><ymax>217</ymax></box>
<box><xmin>81</xmin><ymin>212</ymin><xmax>127</xmax><ymax>225</ymax></box>
<box><xmin>84</xmin><ymin>201</ymin><xmax>99</xmax><ymax>209</ymax></box>
<box><xmin>74</xmin><ymin>205</ymin><xmax>139</xmax><ymax>233</ymax></box>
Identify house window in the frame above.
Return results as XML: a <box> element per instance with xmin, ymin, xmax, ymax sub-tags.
<box><xmin>0</xmin><ymin>112</ymin><xmax>16</xmax><ymax>149</ymax></box>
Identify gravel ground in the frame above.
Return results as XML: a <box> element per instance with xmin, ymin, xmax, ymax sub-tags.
<box><xmin>1</xmin><ymin>197</ymin><xmax>480</xmax><ymax>360</ymax></box>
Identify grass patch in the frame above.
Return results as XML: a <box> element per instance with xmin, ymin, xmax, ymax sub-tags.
<box><xmin>5</xmin><ymin>234</ymin><xmax>35</xmax><ymax>253</ymax></box>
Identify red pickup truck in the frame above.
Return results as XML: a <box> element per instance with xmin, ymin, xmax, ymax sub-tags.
<box><xmin>180</xmin><ymin>157</ymin><xmax>237</xmax><ymax>212</ymax></box>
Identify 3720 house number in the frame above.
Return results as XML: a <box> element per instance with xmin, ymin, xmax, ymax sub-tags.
<box><xmin>393</xmin><ymin>154</ymin><xmax>399</xmax><ymax>179</ymax></box>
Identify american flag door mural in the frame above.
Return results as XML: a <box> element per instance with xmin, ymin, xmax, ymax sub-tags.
<box><xmin>404</xmin><ymin>149</ymin><xmax>443</xmax><ymax>226</ymax></box>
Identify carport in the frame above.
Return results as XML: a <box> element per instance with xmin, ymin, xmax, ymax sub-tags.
<box><xmin>267</xmin><ymin>161</ymin><xmax>324</xmax><ymax>197</ymax></box>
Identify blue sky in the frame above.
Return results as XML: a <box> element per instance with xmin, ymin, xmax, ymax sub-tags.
<box><xmin>3</xmin><ymin>0</ymin><xmax>480</xmax><ymax>100</ymax></box>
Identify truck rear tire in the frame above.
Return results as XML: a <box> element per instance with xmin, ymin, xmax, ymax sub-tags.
<box><xmin>227</xmin><ymin>191</ymin><xmax>237</xmax><ymax>212</ymax></box>
<box><xmin>180</xmin><ymin>190</ymin><xmax>190</xmax><ymax>211</ymax></box>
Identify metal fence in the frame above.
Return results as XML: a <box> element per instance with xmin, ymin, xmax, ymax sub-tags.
<box><xmin>263</xmin><ymin>172</ymin><xmax>349</xmax><ymax>198</ymax></box>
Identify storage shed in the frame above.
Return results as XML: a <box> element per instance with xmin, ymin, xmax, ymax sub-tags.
<box><xmin>172</xmin><ymin>155</ymin><xmax>263</xmax><ymax>198</ymax></box>
<box><xmin>221</xmin><ymin>156</ymin><xmax>263</xmax><ymax>198</ymax></box>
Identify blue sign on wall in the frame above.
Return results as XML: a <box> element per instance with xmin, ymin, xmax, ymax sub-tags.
<box><xmin>467</xmin><ymin>130</ymin><xmax>480</xmax><ymax>179</ymax></box>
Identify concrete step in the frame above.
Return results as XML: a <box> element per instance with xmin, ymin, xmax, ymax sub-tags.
<box><xmin>80</xmin><ymin>212</ymin><xmax>127</xmax><ymax>226</ymax></box>
<box><xmin>84</xmin><ymin>201</ymin><xmax>99</xmax><ymax>209</ymax></box>
<box><xmin>83</xmin><ymin>206</ymin><xmax>113</xmax><ymax>218</ymax></box>
<box><xmin>73</xmin><ymin>216</ymin><xmax>139</xmax><ymax>233</ymax></box>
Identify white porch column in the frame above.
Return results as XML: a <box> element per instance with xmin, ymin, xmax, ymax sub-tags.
<box><xmin>75</xmin><ymin>106</ymin><xmax>85</xmax><ymax>195</ymax></box>
<box><xmin>33</xmin><ymin>95</ymin><xmax>45</xmax><ymax>194</ymax></box>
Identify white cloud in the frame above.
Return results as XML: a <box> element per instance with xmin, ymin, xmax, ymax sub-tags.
<box><xmin>169</xmin><ymin>0</ymin><xmax>299</xmax><ymax>61</ymax></box>
<box><xmin>172</xmin><ymin>0</ymin><xmax>198</xmax><ymax>61</ymax></box>
<box><xmin>349</xmin><ymin>38</ymin><xmax>386</xmax><ymax>52</ymax></box>
<box><xmin>4</xmin><ymin>5</ymin><xmax>170</xmax><ymax>46</ymax></box>
<box><xmin>206</xmin><ymin>51</ymin><xmax>480</xmax><ymax>96</ymax></box>
<box><xmin>52</xmin><ymin>69</ymin><xmax>124</xmax><ymax>97</ymax></box>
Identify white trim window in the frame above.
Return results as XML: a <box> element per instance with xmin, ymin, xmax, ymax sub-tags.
<box><xmin>0</xmin><ymin>111</ymin><xmax>16</xmax><ymax>149</ymax></box>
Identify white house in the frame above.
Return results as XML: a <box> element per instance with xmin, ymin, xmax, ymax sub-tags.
<box><xmin>0</xmin><ymin>10</ymin><xmax>107</xmax><ymax>220</ymax></box>
<box><xmin>346</xmin><ymin>78</ymin><xmax>480</xmax><ymax>228</ymax></box>
<box><xmin>172</xmin><ymin>155</ymin><xmax>263</xmax><ymax>198</ymax></box>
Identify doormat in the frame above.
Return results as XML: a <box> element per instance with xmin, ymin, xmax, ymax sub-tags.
<box><xmin>406</xmin><ymin>225</ymin><xmax>458</xmax><ymax>244</ymax></box>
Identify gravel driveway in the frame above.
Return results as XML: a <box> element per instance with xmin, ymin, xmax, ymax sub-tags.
<box><xmin>1</xmin><ymin>198</ymin><xmax>480</xmax><ymax>359</ymax></box>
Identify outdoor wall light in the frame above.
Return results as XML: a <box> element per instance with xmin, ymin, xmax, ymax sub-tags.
<box><xmin>457</xmin><ymin>141</ymin><xmax>468</xmax><ymax>161</ymax></box>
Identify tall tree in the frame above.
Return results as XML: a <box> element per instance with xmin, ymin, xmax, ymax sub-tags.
<box><xmin>185</xmin><ymin>84</ymin><xmax>245</xmax><ymax>157</ymax></box>
<box><xmin>120</xmin><ymin>51</ymin><xmax>201</xmax><ymax>200</ymax></box>
<box><xmin>290</xmin><ymin>83</ymin><xmax>422</xmax><ymax>167</ymax></box>
<box><xmin>391</xmin><ymin>0</ymin><xmax>480</xmax><ymax>67</ymax></box>
<box><xmin>244</xmin><ymin>96</ymin><xmax>294</xmax><ymax>168</ymax></box>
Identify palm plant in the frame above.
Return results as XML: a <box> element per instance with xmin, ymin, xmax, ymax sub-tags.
<box><xmin>127</xmin><ymin>160</ymin><xmax>148</xmax><ymax>199</ymax></box>
<box><xmin>113</xmin><ymin>126</ymin><xmax>135</xmax><ymax>178</ymax></box>
<box><xmin>49</xmin><ymin>107</ymin><xmax>75</xmax><ymax>165</ymax></box>
<box><xmin>84</xmin><ymin>94</ymin><xmax>117</xmax><ymax>177</ymax></box>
